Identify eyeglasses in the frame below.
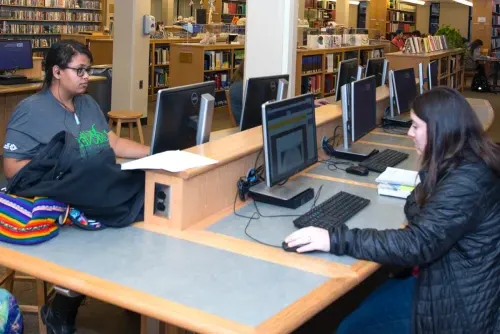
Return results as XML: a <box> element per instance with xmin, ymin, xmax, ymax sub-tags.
<box><xmin>64</xmin><ymin>67</ymin><xmax>93</xmax><ymax>77</ymax></box>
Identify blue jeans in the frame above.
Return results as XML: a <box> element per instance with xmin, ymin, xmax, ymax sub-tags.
<box><xmin>336</xmin><ymin>277</ymin><xmax>415</xmax><ymax>334</ymax></box>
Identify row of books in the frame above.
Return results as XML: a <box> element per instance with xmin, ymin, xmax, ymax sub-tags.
<box><xmin>204</xmin><ymin>73</ymin><xmax>230</xmax><ymax>90</ymax></box>
<box><xmin>387</xmin><ymin>11</ymin><xmax>414</xmax><ymax>23</ymax></box>
<box><xmin>387</xmin><ymin>1</ymin><xmax>415</xmax><ymax>12</ymax></box>
<box><xmin>324</xmin><ymin>74</ymin><xmax>336</xmax><ymax>95</ymax></box>
<box><xmin>153</xmin><ymin>68</ymin><xmax>168</xmax><ymax>88</ymax></box>
<box><xmin>492</xmin><ymin>38</ymin><xmax>500</xmax><ymax>51</ymax></box>
<box><xmin>0</xmin><ymin>0</ymin><xmax>101</xmax><ymax>9</ymax></box>
<box><xmin>203</xmin><ymin>51</ymin><xmax>231</xmax><ymax>71</ymax></box>
<box><xmin>300</xmin><ymin>74</ymin><xmax>322</xmax><ymax>95</ymax></box>
<box><xmin>306</xmin><ymin>34</ymin><xmax>370</xmax><ymax>49</ymax></box>
<box><xmin>302</xmin><ymin>55</ymin><xmax>322</xmax><ymax>74</ymax></box>
<box><xmin>0</xmin><ymin>22</ymin><xmax>100</xmax><ymax>33</ymax></box>
<box><xmin>404</xmin><ymin>36</ymin><xmax>448</xmax><ymax>54</ymax></box>
<box><xmin>153</xmin><ymin>47</ymin><xmax>169</xmax><ymax>65</ymax></box>
<box><xmin>4</xmin><ymin>10</ymin><xmax>101</xmax><ymax>21</ymax></box>
<box><xmin>222</xmin><ymin>3</ymin><xmax>245</xmax><ymax>15</ymax></box>
<box><xmin>325</xmin><ymin>53</ymin><xmax>340</xmax><ymax>73</ymax></box>
<box><xmin>493</xmin><ymin>16</ymin><xmax>500</xmax><ymax>26</ymax></box>
<box><xmin>29</xmin><ymin>36</ymin><xmax>56</xmax><ymax>47</ymax></box>
<box><xmin>386</xmin><ymin>23</ymin><xmax>413</xmax><ymax>33</ymax></box>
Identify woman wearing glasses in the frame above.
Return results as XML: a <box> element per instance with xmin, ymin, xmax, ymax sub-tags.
<box><xmin>3</xmin><ymin>39</ymin><xmax>149</xmax><ymax>179</ymax></box>
<box><xmin>3</xmin><ymin>40</ymin><xmax>150</xmax><ymax>334</ymax></box>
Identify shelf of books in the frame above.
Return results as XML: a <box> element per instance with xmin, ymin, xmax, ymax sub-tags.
<box><xmin>169</xmin><ymin>43</ymin><xmax>244</xmax><ymax>109</ymax></box>
<box><xmin>221</xmin><ymin>0</ymin><xmax>245</xmax><ymax>24</ymax></box>
<box><xmin>386</xmin><ymin>0</ymin><xmax>416</xmax><ymax>35</ymax></box>
<box><xmin>0</xmin><ymin>0</ymin><xmax>103</xmax><ymax>56</ymax></box>
<box><xmin>429</xmin><ymin>3</ymin><xmax>440</xmax><ymax>35</ymax></box>
<box><xmin>492</xmin><ymin>10</ymin><xmax>500</xmax><ymax>54</ymax></box>
<box><xmin>295</xmin><ymin>44</ymin><xmax>385</xmax><ymax>97</ymax></box>
<box><xmin>386</xmin><ymin>44</ymin><xmax>465</xmax><ymax>92</ymax></box>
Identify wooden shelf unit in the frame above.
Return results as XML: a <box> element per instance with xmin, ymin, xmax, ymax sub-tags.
<box><xmin>295</xmin><ymin>44</ymin><xmax>386</xmax><ymax>97</ymax></box>
<box><xmin>386</xmin><ymin>49</ymin><xmax>465</xmax><ymax>92</ymax></box>
<box><xmin>169</xmin><ymin>43</ymin><xmax>245</xmax><ymax>109</ymax></box>
<box><xmin>0</xmin><ymin>0</ymin><xmax>104</xmax><ymax>56</ymax></box>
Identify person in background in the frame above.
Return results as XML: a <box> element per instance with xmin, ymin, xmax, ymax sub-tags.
<box><xmin>3</xmin><ymin>39</ymin><xmax>150</xmax><ymax>334</ymax></box>
<box><xmin>391</xmin><ymin>29</ymin><xmax>405</xmax><ymax>50</ymax></box>
<box><xmin>411</xmin><ymin>30</ymin><xmax>421</xmax><ymax>38</ymax></box>
<box><xmin>465</xmin><ymin>39</ymin><xmax>484</xmax><ymax>71</ymax></box>
<box><xmin>284</xmin><ymin>87</ymin><xmax>500</xmax><ymax>333</ymax></box>
<box><xmin>229</xmin><ymin>59</ymin><xmax>244</xmax><ymax>125</ymax></box>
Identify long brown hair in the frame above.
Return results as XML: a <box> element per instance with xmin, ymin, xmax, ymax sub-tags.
<box><xmin>232</xmin><ymin>58</ymin><xmax>244</xmax><ymax>82</ymax></box>
<box><xmin>412</xmin><ymin>87</ymin><xmax>500</xmax><ymax>204</ymax></box>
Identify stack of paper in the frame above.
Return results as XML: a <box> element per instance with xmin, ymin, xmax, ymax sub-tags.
<box><xmin>375</xmin><ymin>167</ymin><xmax>420</xmax><ymax>199</ymax></box>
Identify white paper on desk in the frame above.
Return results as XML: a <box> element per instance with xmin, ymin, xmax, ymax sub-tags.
<box><xmin>375</xmin><ymin>167</ymin><xmax>420</xmax><ymax>187</ymax></box>
<box><xmin>120</xmin><ymin>150</ymin><xmax>218</xmax><ymax>172</ymax></box>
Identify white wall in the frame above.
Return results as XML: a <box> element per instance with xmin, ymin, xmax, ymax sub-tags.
<box><xmin>176</xmin><ymin>0</ymin><xmax>201</xmax><ymax>19</ymax></box>
<box><xmin>440</xmin><ymin>2</ymin><xmax>469</xmax><ymax>38</ymax></box>
<box><xmin>151</xmin><ymin>0</ymin><xmax>162</xmax><ymax>21</ymax></box>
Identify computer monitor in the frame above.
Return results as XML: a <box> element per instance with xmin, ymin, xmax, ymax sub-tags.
<box><xmin>239</xmin><ymin>75</ymin><xmax>290</xmax><ymax>131</ymax></box>
<box><xmin>335</xmin><ymin>58</ymin><xmax>361</xmax><ymax>102</ymax></box>
<box><xmin>365</xmin><ymin>58</ymin><xmax>388</xmax><ymax>87</ymax></box>
<box><xmin>0</xmin><ymin>40</ymin><xmax>33</xmax><ymax>72</ymax></box>
<box><xmin>389</xmin><ymin>68</ymin><xmax>418</xmax><ymax>117</ymax></box>
<box><xmin>334</xmin><ymin>76</ymin><xmax>377</xmax><ymax>160</ymax></box>
<box><xmin>150</xmin><ymin>82</ymin><xmax>215</xmax><ymax>155</ymax></box>
<box><xmin>428</xmin><ymin>61</ymin><xmax>438</xmax><ymax>90</ymax></box>
<box><xmin>248</xmin><ymin>94</ymin><xmax>317</xmax><ymax>206</ymax></box>
<box><xmin>418</xmin><ymin>62</ymin><xmax>425</xmax><ymax>95</ymax></box>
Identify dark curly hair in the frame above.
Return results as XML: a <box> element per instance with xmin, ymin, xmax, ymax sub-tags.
<box><xmin>43</xmin><ymin>39</ymin><xmax>93</xmax><ymax>87</ymax></box>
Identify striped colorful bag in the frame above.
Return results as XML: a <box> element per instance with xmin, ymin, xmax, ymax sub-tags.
<box><xmin>0</xmin><ymin>288</ymin><xmax>23</xmax><ymax>334</ymax></box>
<box><xmin>0</xmin><ymin>193</ymin><xmax>69</xmax><ymax>245</ymax></box>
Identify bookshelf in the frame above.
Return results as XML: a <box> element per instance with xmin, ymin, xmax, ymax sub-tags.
<box><xmin>386</xmin><ymin>0</ymin><xmax>416</xmax><ymax>35</ymax></box>
<box><xmin>386</xmin><ymin>49</ymin><xmax>465</xmax><ymax>92</ymax></box>
<box><xmin>221</xmin><ymin>0</ymin><xmax>245</xmax><ymax>24</ymax></box>
<box><xmin>0</xmin><ymin>0</ymin><xmax>103</xmax><ymax>56</ymax></box>
<box><xmin>492</xmin><ymin>10</ymin><xmax>500</xmax><ymax>54</ymax></box>
<box><xmin>429</xmin><ymin>2</ymin><xmax>440</xmax><ymax>35</ymax></box>
<box><xmin>295</xmin><ymin>44</ymin><xmax>386</xmax><ymax>97</ymax></box>
<box><xmin>305</xmin><ymin>0</ymin><xmax>335</xmax><ymax>28</ymax></box>
<box><xmin>169</xmin><ymin>43</ymin><xmax>245</xmax><ymax>109</ymax></box>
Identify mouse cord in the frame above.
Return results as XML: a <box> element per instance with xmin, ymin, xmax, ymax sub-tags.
<box><xmin>233</xmin><ymin>185</ymin><xmax>325</xmax><ymax>248</ymax></box>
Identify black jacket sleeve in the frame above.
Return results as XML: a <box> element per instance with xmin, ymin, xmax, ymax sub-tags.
<box><xmin>329</xmin><ymin>173</ymin><xmax>483</xmax><ymax>266</ymax></box>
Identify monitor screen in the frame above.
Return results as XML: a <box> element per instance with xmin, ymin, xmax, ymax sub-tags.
<box><xmin>262</xmin><ymin>94</ymin><xmax>317</xmax><ymax>187</ymax></box>
<box><xmin>151</xmin><ymin>81</ymin><xmax>216</xmax><ymax>154</ymax></box>
<box><xmin>428</xmin><ymin>61</ymin><xmax>438</xmax><ymax>90</ymax></box>
<box><xmin>335</xmin><ymin>58</ymin><xmax>359</xmax><ymax>102</ymax></box>
<box><xmin>351</xmin><ymin>76</ymin><xmax>377</xmax><ymax>142</ymax></box>
<box><xmin>366</xmin><ymin>58</ymin><xmax>385</xmax><ymax>87</ymax></box>
<box><xmin>240</xmin><ymin>74</ymin><xmax>290</xmax><ymax>131</ymax></box>
<box><xmin>0</xmin><ymin>40</ymin><xmax>33</xmax><ymax>71</ymax></box>
<box><xmin>393</xmin><ymin>68</ymin><xmax>417</xmax><ymax>114</ymax></box>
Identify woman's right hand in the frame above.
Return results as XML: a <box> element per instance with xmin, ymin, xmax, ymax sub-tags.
<box><xmin>284</xmin><ymin>226</ymin><xmax>331</xmax><ymax>253</ymax></box>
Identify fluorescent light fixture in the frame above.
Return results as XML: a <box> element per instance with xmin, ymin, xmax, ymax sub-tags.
<box><xmin>453</xmin><ymin>0</ymin><xmax>473</xmax><ymax>6</ymax></box>
<box><xmin>328</xmin><ymin>0</ymin><xmax>361</xmax><ymax>4</ymax></box>
<box><xmin>400</xmin><ymin>0</ymin><xmax>425</xmax><ymax>5</ymax></box>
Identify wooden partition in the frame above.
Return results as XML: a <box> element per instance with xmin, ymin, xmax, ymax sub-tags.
<box><xmin>88</xmin><ymin>40</ymin><xmax>114</xmax><ymax>65</ymax></box>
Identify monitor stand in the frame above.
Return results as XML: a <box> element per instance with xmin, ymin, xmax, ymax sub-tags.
<box><xmin>332</xmin><ymin>143</ymin><xmax>376</xmax><ymax>162</ymax></box>
<box><xmin>382</xmin><ymin>112</ymin><xmax>412</xmax><ymax>128</ymax></box>
<box><xmin>0</xmin><ymin>74</ymin><xmax>28</xmax><ymax>85</ymax></box>
<box><xmin>248</xmin><ymin>179</ymin><xmax>315</xmax><ymax>209</ymax></box>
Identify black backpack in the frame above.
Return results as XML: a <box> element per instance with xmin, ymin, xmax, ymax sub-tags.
<box><xmin>471</xmin><ymin>65</ymin><xmax>490</xmax><ymax>92</ymax></box>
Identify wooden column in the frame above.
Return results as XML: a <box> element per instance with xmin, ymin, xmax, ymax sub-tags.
<box><xmin>367</xmin><ymin>0</ymin><xmax>386</xmax><ymax>38</ymax></box>
<box><xmin>471</xmin><ymin>0</ymin><xmax>493</xmax><ymax>54</ymax></box>
<box><xmin>336</xmin><ymin>0</ymin><xmax>350</xmax><ymax>26</ymax></box>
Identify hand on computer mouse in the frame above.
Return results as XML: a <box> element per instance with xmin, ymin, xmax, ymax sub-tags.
<box><xmin>284</xmin><ymin>226</ymin><xmax>331</xmax><ymax>253</ymax></box>
<box><xmin>314</xmin><ymin>99</ymin><xmax>329</xmax><ymax>107</ymax></box>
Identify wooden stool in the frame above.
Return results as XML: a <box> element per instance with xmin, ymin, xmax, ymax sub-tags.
<box><xmin>1</xmin><ymin>269</ymin><xmax>52</xmax><ymax>334</ymax></box>
<box><xmin>108</xmin><ymin>110</ymin><xmax>145</xmax><ymax>144</ymax></box>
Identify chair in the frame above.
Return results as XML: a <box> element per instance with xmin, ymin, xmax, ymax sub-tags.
<box><xmin>1</xmin><ymin>269</ymin><xmax>52</xmax><ymax>334</ymax></box>
<box><xmin>108</xmin><ymin>110</ymin><xmax>145</xmax><ymax>144</ymax></box>
<box><xmin>225</xmin><ymin>89</ymin><xmax>237</xmax><ymax>127</ymax></box>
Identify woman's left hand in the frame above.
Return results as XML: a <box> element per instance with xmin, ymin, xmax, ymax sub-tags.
<box><xmin>284</xmin><ymin>226</ymin><xmax>331</xmax><ymax>253</ymax></box>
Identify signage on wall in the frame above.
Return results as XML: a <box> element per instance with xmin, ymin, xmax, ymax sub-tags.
<box><xmin>478</xmin><ymin>17</ymin><xmax>486</xmax><ymax>23</ymax></box>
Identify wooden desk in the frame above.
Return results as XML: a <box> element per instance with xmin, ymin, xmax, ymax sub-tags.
<box><xmin>0</xmin><ymin>99</ymin><xmax>493</xmax><ymax>334</ymax></box>
<box><xmin>0</xmin><ymin>76</ymin><xmax>107</xmax><ymax>152</ymax></box>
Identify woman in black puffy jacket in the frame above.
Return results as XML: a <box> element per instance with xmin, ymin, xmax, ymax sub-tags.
<box><xmin>285</xmin><ymin>87</ymin><xmax>500</xmax><ymax>333</ymax></box>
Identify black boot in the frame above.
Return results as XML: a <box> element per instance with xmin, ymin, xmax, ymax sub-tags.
<box><xmin>41</xmin><ymin>293</ymin><xmax>85</xmax><ymax>334</ymax></box>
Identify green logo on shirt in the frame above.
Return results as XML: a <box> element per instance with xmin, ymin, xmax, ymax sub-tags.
<box><xmin>77</xmin><ymin>124</ymin><xmax>110</xmax><ymax>157</ymax></box>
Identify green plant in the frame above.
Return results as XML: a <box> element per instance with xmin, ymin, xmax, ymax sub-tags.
<box><xmin>435</xmin><ymin>25</ymin><xmax>466</xmax><ymax>49</ymax></box>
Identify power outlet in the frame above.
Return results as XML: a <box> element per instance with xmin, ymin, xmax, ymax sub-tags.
<box><xmin>139</xmin><ymin>80</ymin><xmax>143</xmax><ymax>89</ymax></box>
<box><xmin>153</xmin><ymin>183</ymin><xmax>171</xmax><ymax>218</ymax></box>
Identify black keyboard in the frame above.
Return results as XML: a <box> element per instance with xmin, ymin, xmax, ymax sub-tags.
<box><xmin>359</xmin><ymin>149</ymin><xmax>409</xmax><ymax>173</ymax></box>
<box><xmin>293</xmin><ymin>191</ymin><xmax>370</xmax><ymax>230</ymax></box>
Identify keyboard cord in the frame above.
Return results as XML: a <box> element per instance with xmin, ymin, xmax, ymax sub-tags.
<box><xmin>233</xmin><ymin>185</ymin><xmax>324</xmax><ymax>248</ymax></box>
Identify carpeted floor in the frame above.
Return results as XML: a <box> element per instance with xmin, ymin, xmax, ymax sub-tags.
<box><xmin>1</xmin><ymin>88</ymin><xmax>499</xmax><ymax>334</ymax></box>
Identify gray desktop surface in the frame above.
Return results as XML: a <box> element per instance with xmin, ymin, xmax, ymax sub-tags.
<box><xmin>312</xmin><ymin>143</ymin><xmax>419</xmax><ymax>184</ymax></box>
<box><xmin>2</xmin><ymin>226</ymin><xmax>329</xmax><ymax>326</ymax></box>
<box><xmin>360</xmin><ymin>133</ymin><xmax>414</xmax><ymax>148</ymax></box>
<box><xmin>207</xmin><ymin>175</ymin><xmax>407</xmax><ymax>266</ymax></box>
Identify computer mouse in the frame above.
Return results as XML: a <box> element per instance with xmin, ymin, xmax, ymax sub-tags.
<box><xmin>345</xmin><ymin>165</ymin><xmax>369</xmax><ymax>176</ymax></box>
<box><xmin>318</xmin><ymin>100</ymin><xmax>329</xmax><ymax>105</ymax></box>
<box><xmin>282</xmin><ymin>241</ymin><xmax>301</xmax><ymax>252</ymax></box>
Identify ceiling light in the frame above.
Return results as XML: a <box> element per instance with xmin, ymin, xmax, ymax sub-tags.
<box><xmin>327</xmin><ymin>0</ymin><xmax>361</xmax><ymax>4</ymax></box>
<box><xmin>400</xmin><ymin>0</ymin><xmax>425</xmax><ymax>5</ymax></box>
<box><xmin>453</xmin><ymin>0</ymin><xmax>473</xmax><ymax>6</ymax></box>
